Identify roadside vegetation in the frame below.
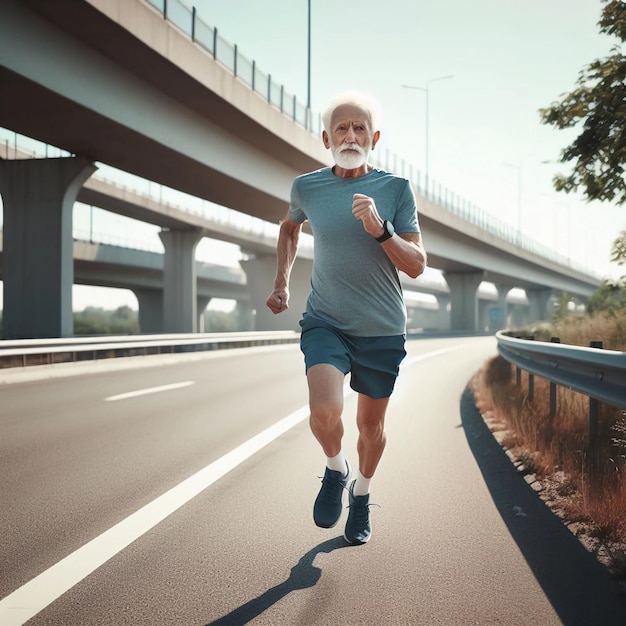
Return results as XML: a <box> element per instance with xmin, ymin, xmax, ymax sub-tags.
<box><xmin>472</xmin><ymin>309</ymin><xmax>626</xmax><ymax>575</ymax></box>
<box><xmin>70</xmin><ymin>305</ymin><xmax>244</xmax><ymax>336</ymax></box>
<box><xmin>475</xmin><ymin>0</ymin><xmax>626</xmax><ymax>577</ymax></box>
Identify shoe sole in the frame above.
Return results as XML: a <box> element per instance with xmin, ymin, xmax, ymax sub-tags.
<box><xmin>343</xmin><ymin>531</ymin><xmax>371</xmax><ymax>545</ymax></box>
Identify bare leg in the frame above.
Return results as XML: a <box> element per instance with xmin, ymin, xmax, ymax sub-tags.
<box><xmin>307</xmin><ymin>363</ymin><xmax>345</xmax><ymax>457</ymax></box>
<box><xmin>356</xmin><ymin>394</ymin><xmax>390</xmax><ymax>478</ymax></box>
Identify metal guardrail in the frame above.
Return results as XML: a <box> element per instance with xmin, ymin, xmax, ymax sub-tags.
<box><xmin>0</xmin><ymin>332</ymin><xmax>300</xmax><ymax>369</ymax></box>
<box><xmin>495</xmin><ymin>331</ymin><xmax>626</xmax><ymax>411</ymax></box>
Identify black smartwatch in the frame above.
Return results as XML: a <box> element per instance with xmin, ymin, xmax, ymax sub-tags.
<box><xmin>375</xmin><ymin>220</ymin><xmax>395</xmax><ymax>243</ymax></box>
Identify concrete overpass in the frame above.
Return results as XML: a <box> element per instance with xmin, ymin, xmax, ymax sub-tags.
<box><xmin>0</xmin><ymin>0</ymin><xmax>600</xmax><ymax>338</ymax></box>
<box><xmin>0</xmin><ymin>230</ymin><xmax>532</xmax><ymax>335</ymax></box>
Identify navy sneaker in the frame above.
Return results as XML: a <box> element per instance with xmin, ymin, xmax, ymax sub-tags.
<box><xmin>313</xmin><ymin>460</ymin><xmax>351</xmax><ymax>528</ymax></box>
<box><xmin>344</xmin><ymin>480</ymin><xmax>373</xmax><ymax>545</ymax></box>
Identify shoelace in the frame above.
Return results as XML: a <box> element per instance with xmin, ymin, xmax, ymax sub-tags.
<box><xmin>347</xmin><ymin>499</ymin><xmax>381</xmax><ymax>520</ymax></box>
<box><xmin>316</xmin><ymin>473</ymin><xmax>348</xmax><ymax>503</ymax></box>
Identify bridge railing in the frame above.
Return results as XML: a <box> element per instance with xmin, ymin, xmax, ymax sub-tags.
<box><xmin>495</xmin><ymin>331</ymin><xmax>626</xmax><ymax>442</ymax></box>
<box><xmin>137</xmin><ymin>0</ymin><xmax>595</xmax><ymax>280</ymax></box>
<box><xmin>0</xmin><ymin>332</ymin><xmax>301</xmax><ymax>370</ymax></box>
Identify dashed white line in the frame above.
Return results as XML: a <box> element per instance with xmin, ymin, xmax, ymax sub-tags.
<box><xmin>0</xmin><ymin>346</ymin><xmax>455</xmax><ymax>625</ymax></box>
<box><xmin>104</xmin><ymin>381</ymin><xmax>194</xmax><ymax>402</ymax></box>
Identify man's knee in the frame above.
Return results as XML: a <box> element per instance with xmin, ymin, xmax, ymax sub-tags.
<box><xmin>310</xmin><ymin>398</ymin><xmax>342</xmax><ymax>431</ymax></box>
<box><xmin>357</xmin><ymin>418</ymin><xmax>386</xmax><ymax>442</ymax></box>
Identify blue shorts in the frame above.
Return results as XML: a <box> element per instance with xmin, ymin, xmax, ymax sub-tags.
<box><xmin>299</xmin><ymin>314</ymin><xmax>407</xmax><ymax>399</ymax></box>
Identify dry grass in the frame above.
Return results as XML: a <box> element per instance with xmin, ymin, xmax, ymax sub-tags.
<box><xmin>472</xmin><ymin>310</ymin><xmax>626</xmax><ymax>577</ymax></box>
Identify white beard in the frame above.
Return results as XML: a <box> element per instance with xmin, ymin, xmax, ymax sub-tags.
<box><xmin>330</xmin><ymin>142</ymin><xmax>370</xmax><ymax>169</ymax></box>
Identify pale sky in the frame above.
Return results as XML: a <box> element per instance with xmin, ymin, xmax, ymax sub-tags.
<box><xmin>1</xmin><ymin>0</ymin><xmax>624</xmax><ymax>312</ymax></box>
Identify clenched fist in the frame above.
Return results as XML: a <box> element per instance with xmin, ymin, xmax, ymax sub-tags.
<box><xmin>352</xmin><ymin>193</ymin><xmax>384</xmax><ymax>237</ymax></box>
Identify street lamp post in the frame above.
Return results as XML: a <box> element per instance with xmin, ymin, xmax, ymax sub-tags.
<box><xmin>402</xmin><ymin>75</ymin><xmax>453</xmax><ymax>193</ymax></box>
<box><xmin>306</xmin><ymin>0</ymin><xmax>312</xmax><ymax>129</ymax></box>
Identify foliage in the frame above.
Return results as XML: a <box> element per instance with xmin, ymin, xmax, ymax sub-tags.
<box><xmin>539</xmin><ymin>0</ymin><xmax>626</xmax><ymax>205</ymax></box>
<box><xmin>74</xmin><ymin>306</ymin><xmax>139</xmax><ymax>335</ymax></box>
<box><xmin>585</xmin><ymin>230</ymin><xmax>626</xmax><ymax>315</ymax></box>
<box><xmin>204</xmin><ymin>309</ymin><xmax>239</xmax><ymax>332</ymax></box>
<box><xmin>586</xmin><ymin>279</ymin><xmax>626</xmax><ymax>314</ymax></box>
<box><xmin>611</xmin><ymin>229</ymin><xmax>626</xmax><ymax>265</ymax></box>
<box><xmin>552</xmin><ymin>291</ymin><xmax>574</xmax><ymax>323</ymax></box>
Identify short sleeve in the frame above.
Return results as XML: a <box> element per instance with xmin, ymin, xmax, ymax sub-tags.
<box><xmin>288</xmin><ymin>178</ymin><xmax>307</xmax><ymax>224</ymax></box>
<box><xmin>394</xmin><ymin>179</ymin><xmax>420</xmax><ymax>234</ymax></box>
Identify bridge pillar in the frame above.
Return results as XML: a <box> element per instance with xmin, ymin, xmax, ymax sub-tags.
<box><xmin>158</xmin><ymin>229</ymin><xmax>204</xmax><ymax>333</ymax></box>
<box><xmin>0</xmin><ymin>157</ymin><xmax>96</xmax><ymax>339</ymax></box>
<box><xmin>527</xmin><ymin>287</ymin><xmax>553</xmax><ymax>322</ymax></box>
<box><xmin>234</xmin><ymin>299</ymin><xmax>254</xmax><ymax>331</ymax></box>
<box><xmin>133</xmin><ymin>288</ymin><xmax>163</xmax><ymax>334</ymax></box>
<box><xmin>443</xmin><ymin>271</ymin><xmax>484</xmax><ymax>331</ymax></box>
<box><xmin>240</xmin><ymin>255</ymin><xmax>312</xmax><ymax>331</ymax></box>
<box><xmin>197</xmin><ymin>296</ymin><xmax>211</xmax><ymax>332</ymax></box>
<box><xmin>490</xmin><ymin>283</ymin><xmax>513</xmax><ymax>330</ymax></box>
<box><xmin>434</xmin><ymin>294</ymin><xmax>450</xmax><ymax>330</ymax></box>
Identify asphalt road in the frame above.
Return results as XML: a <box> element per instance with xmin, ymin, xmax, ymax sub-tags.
<box><xmin>1</xmin><ymin>336</ymin><xmax>625</xmax><ymax>625</ymax></box>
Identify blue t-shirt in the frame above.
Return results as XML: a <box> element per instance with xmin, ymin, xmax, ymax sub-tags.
<box><xmin>289</xmin><ymin>167</ymin><xmax>420</xmax><ymax>336</ymax></box>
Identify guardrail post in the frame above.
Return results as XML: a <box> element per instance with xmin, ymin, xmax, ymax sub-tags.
<box><xmin>163</xmin><ymin>0</ymin><xmax>167</xmax><ymax>19</ymax></box>
<box><xmin>191</xmin><ymin>7</ymin><xmax>196</xmax><ymax>41</ymax></box>
<box><xmin>549</xmin><ymin>337</ymin><xmax>560</xmax><ymax>416</ymax></box>
<box><xmin>252</xmin><ymin>60</ymin><xmax>256</xmax><ymax>91</ymax></box>
<box><xmin>589</xmin><ymin>340</ymin><xmax>602</xmax><ymax>445</ymax></box>
<box><xmin>213</xmin><ymin>27</ymin><xmax>218</xmax><ymax>58</ymax></box>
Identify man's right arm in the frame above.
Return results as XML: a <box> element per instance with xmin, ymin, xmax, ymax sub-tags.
<box><xmin>266</xmin><ymin>211</ymin><xmax>303</xmax><ymax>314</ymax></box>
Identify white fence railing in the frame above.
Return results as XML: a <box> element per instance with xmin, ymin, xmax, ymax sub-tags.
<box><xmin>0</xmin><ymin>332</ymin><xmax>300</xmax><ymax>369</ymax></box>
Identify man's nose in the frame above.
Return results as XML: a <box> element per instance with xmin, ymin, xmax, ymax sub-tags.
<box><xmin>345</xmin><ymin>125</ymin><xmax>357</xmax><ymax>142</ymax></box>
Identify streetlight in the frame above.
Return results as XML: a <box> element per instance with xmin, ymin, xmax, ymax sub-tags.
<box><xmin>402</xmin><ymin>75</ymin><xmax>454</xmax><ymax>192</ymax></box>
<box><xmin>306</xmin><ymin>0</ymin><xmax>312</xmax><ymax>129</ymax></box>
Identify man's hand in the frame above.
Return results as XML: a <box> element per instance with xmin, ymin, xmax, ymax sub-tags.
<box><xmin>266</xmin><ymin>288</ymin><xmax>289</xmax><ymax>314</ymax></box>
<box><xmin>352</xmin><ymin>193</ymin><xmax>384</xmax><ymax>238</ymax></box>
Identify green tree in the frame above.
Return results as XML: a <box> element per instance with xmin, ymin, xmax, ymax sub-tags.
<box><xmin>586</xmin><ymin>229</ymin><xmax>626</xmax><ymax>313</ymax></box>
<box><xmin>539</xmin><ymin>0</ymin><xmax>626</xmax><ymax>205</ymax></box>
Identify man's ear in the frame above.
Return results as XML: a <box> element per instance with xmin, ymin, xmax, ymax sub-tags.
<box><xmin>322</xmin><ymin>130</ymin><xmax>331</xmax><ymax>149</ymax></box>
<box><xmin>371</xmin><ymin>130</ymin><xmax>381</xmax><ymax>150</ymax></box>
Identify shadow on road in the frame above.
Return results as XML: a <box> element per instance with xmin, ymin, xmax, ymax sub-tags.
<box><xmin>460</xmin><ymin>385</ymin><xmax>626</xmax><ymax>626</ymax></box>
<box><xmin>205</xmin><ymin>536</ymin><xmax>351</xmax><ymax>625</ymax></box>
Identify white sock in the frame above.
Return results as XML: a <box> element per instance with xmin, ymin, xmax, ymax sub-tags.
<box><xmin>326</xmin><ymin>451</ymin><xmax>348</xmax><ymax>476</ymax></box>
<box><xmin>353</xmin><ymin>471</ymin><xmax>371</xmax><ymax>496</ymax></box>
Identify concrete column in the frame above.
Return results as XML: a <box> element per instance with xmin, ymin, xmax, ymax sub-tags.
<box><xmin>240</xmin><ymin>255</ymin><xmax>312</xmax><ymax>331</ymax></box>
<box><xmin>443</xmin><ymin>271</ymin><xmax>484</xmax><ymax>331</ymax></box>
<box><xmin>158</xmin><ymin>229</ymin><xmax>204</xmax><ymax>333</ymax></box>
<box><xmin>434</xmin><ymin>294</ymin><xmax>451</xmax><ymax>330</ymax></box>
<box><xmin>527</xmin><ymin>287</ymin><xmax>553</xmax><ymax>322</ymax></box>
<box><xmin>233</xmin><ymin>299</ymin><xmax>254</xmax><ymax>331</ymax></box>
<box><xmin>0</xmin><ymin>157</ymin><xmax>96</xmax><ymax>339</ymax></box>
<box><xmin>197</xmin><ymin>296</ymin><xmax>211</xmax><ymax>333</ymax></box>
<box><xmin>489</xmin><ymin>283</ymin><xmax>513</xmax><ymax>331</ymax></box>
<box><xmin>133</xmin><ymin>288</ymin><xmax>163</xmax><ymax>334</ymax></box>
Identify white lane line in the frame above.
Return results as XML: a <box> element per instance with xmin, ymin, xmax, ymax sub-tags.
<box><xmin>402</xmin><ymin>345</ymin><xmax>462</xmax><ymax>369</ymax></box>
<box><xmin>0</xmin><ymin>347</ymin><xmax>446</xmax><ymax>625</ymax></box>
<box><xmin>104</xmin><ymin>381</ymin><xmax>194</xmax><ymax>402</ymax></box>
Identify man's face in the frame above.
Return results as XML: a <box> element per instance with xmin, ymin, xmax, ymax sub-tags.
<box><xmin>327</xmin><ymin>104</ymin><xmax>375</xmax><ymax>170</ymax></box>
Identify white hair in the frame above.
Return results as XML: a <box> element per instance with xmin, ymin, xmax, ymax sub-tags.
<box><xmin>322</xmin><ymin>90</ymin><xmax>382</xmax><ymax>134</ymax></box>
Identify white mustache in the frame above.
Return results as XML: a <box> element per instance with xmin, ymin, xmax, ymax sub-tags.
<box><xmin>339</xmin><ymin>143</ymin><xmax>364</xmax><ymax>154</ymax></box>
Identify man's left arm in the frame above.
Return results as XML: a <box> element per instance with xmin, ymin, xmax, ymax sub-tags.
<box><xmin>380</xmin><ymin>231</ymin><xmax>427</xmax><ymax>279</ymax></box>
